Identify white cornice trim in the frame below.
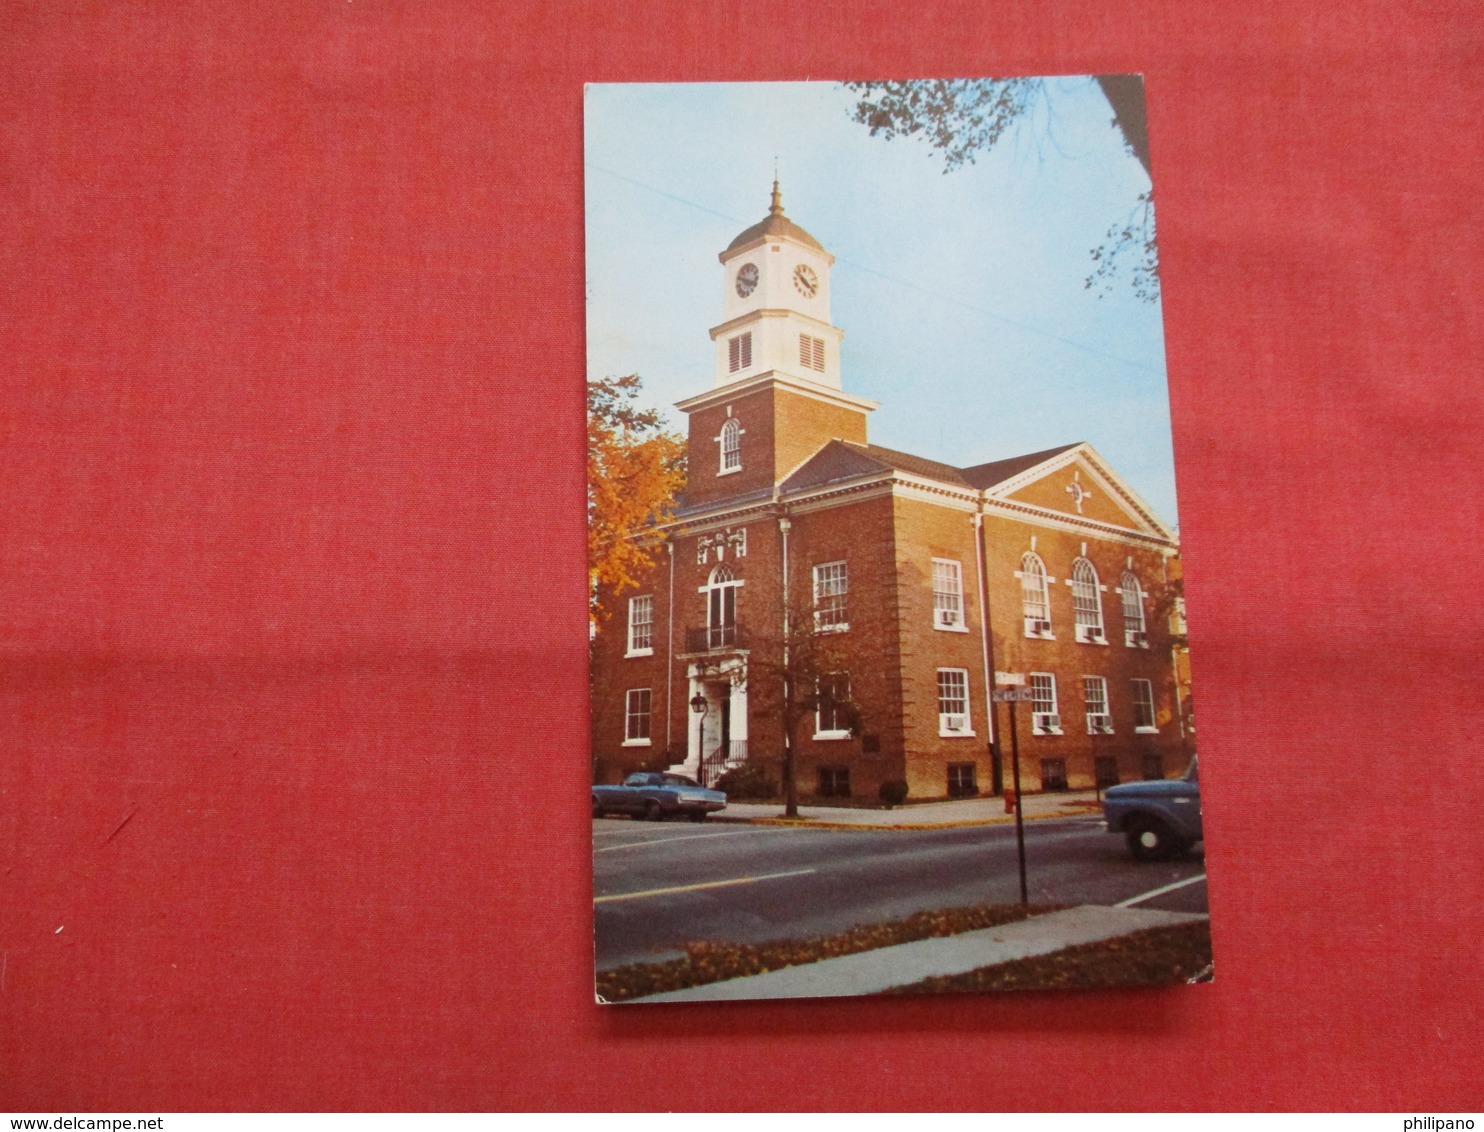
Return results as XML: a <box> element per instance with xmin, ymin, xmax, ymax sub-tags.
<box><xmin>656</xmin><ymin>501</ymin><xmax>779</xmax><ymax>536</ymax></box>
<box><xmin>891</xmin><ymin>480</ymin><xmax>980</xmax><ymax>513</ymax></box>
<box><xmin>988</xmin><ymin>443</ymin><xmax>1175</xmax><ymax>541</ymax></box>
<box><xmin>981</xmin><ymin>496</ymin><xmax>1178</xmax><ymax>550</ymax></box>
<box><xmin>785</xmin><ymin>479</ymin><xmax>895</xmax><ymax>515</ymax></box>
<box><xmin>708</xmin><ymin>309</ymin><xmax>844</xmax><ymax>341</ymax></box>
<box><xmin>674</xmin><ymin>372</ymin><xmax>879</xmax><ymax>416</ymax></box>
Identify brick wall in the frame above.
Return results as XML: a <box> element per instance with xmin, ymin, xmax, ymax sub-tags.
<box><xmin>683</xmin><ymin>382</ymin><xmax>869</xmax><ymax>508</ymax></box>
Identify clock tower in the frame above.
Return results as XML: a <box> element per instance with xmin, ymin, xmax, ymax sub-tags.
<box><xmin>709</xmin><ymin>180</ymin><xmax>846</xmax><ymax>390</ymax></box>
<box><xmin>677</xmin><ymin>182</ymin><xmax>877</xmax><ymax>508</ymax></box>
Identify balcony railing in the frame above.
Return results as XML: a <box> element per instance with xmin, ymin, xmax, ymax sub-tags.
<box><xmin>698</xmin><ymin>740</ymin><xmax>748</xmax><ymax>789</ymax></box>
<box><xmin>684</xmin><ymin>623</ymin><xmax>749</xmax><ymax>652</ymax></box>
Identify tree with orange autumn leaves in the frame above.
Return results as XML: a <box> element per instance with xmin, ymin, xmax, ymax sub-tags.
<box><xmin>587</xmin><ymin>375</ymin><xmax>686</xmax><ymax>624</ymax></box>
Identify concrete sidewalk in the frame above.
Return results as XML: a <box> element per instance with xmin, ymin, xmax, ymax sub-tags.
<box><xmin>714</xmin><ymin>789</ymin><xmax>1103</xmax><ymax>829</ymax></box>
<box><xmin>627</xmin><ymin>904</ymin><xmax>1207</xmax><ymax>1003</ymax></box>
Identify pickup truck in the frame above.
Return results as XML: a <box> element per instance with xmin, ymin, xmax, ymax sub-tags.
<box><xmin>592</xmin><ymin>772</ymin><xmax>728</xmax><ymax>822</ymax></box>
<box><xmin>1102</xmin><ymin>756</ymin><xmax>1202</xmax><ymax>860</ymax></box>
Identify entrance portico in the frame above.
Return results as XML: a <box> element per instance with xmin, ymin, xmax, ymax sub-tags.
<box><xmin>676</xmin><ymin>658</ymin><xmax>748</xmax><ymax>786</ymax></box>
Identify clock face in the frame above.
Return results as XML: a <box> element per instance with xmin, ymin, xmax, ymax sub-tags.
<box><xmin>793</xmin><ymin>263</ymin><xmax>819</xmax><ymax>297</ymax></box>
<box><xmin>735</xmin><ymin>263</ymin><xmax>759</xmax><ymax>298</ymax></box>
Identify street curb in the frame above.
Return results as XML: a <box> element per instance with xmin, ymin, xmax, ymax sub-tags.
<box><xmin>627</xmin><ymin>906</ymin><xmax>1211</xmax><ymax>1003</ymax></box>
<box><xmin>710</xmin><ymin>805</ymin><xmax>1102</xmax><ymax>832</ymax></box>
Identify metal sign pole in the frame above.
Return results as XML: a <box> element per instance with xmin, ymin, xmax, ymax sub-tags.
<box><xmin>1009</xmin><ymin>697</ymin><xmax>1027</xmax><ymax>905</ymax></box>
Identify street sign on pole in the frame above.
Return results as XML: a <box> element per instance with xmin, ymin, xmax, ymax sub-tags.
<box><xmin>991</xmin><ymin>688</ymin><xmax>1035</xmax><ymax>702</ymax></box>
<box><xmin>1007</xmin><ymin>695</ymin><xmax>1027</xmax><ymax>904</ymax></box>
<box><xmin>994</xmin><ymin>671</ymin><xmax>1026</xmax><ymax>686</ymax></box>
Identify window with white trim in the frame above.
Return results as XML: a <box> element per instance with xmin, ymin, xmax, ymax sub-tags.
<box><xmin>937</xmin><ymin>668</ymin><xmax>972</xmax><ymax>736</ymax></box>
<box><xmin>626</xmin><ymin>594</ymin><xmax>653</xmax><ymax>655</ymax></box>
<box><xmin>932</xmin><ymin>559</ymin><xmax>965</xmax><ymax>630</ymax></box>
<box><xmin>799</xmin><ymin>334</ymin><xmax>825</xmax><ymax>372</ymax></box>
<box><xmin>1072</xmin><ymin>557</ymin><xmax>1105</xmax><ymax>642</ymax></box>
<box><xmin>704</xmin><ymin>563</ymin><xmax>740</xmax><ymax>648</ymax></box>
<box><xmin>813</xmin><ymin>560</ymin><xmax>848</xmax><ymax>631</ymax></box>
<box><xmin>1031</xmin><ymin>672</ymin><xmax>1061</xmax><ymax>734</ymax></box>
<box><xmin>815</xmin><ymin>673</ymin><xmax>852</xmax><ymax>739</ymax></box>
<box><xmin>719</xmin><ymin>417</ymin><xmax>742</xmax><ymax>474</ymax></box>
<box><xmin>1132</xmin><ymin>678</ymin><xmax>1157</xmax><ymax>731</ymax></box>
<box><xmin>1121</xmin><ymin>571</ymin><xmax>1147</xmax><ymax>646</ymax></box>
<box><xmin>624</xmin><ymin>688</ymin><xmax>652</xmax><ymax>745</ymax></box>
<box><xmin>1021</xmin><ymin>551</ymin><xmax>1052</xmax><ymax>636</ymax></box>
<box><xmin>1084</xmin><ymin>675</ymin><xmax>1112</xmax><ymax>734</ymax></box>
<box><xmin>727</xmin><ymin>332</ymin><xmax>752</xmax><ymax>374</ymax></box>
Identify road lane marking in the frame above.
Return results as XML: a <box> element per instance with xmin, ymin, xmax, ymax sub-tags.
<box><xmin>595</xmin><ymin>830</ymin><xmax>778</xmax><ymax>853</ymax></box>
<box><xmin>594</xmin><ymin>868</ymin><xmax>817</xmax><ymax>904</ymax></box>
<box><xmin>1116</xmin><ymin>873</ymin><xmax>1207</xmax><ymax>907</ymax></box>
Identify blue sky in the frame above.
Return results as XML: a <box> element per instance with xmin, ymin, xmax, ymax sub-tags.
<box><xmin>584</xmin><ymin>79</ymin><xmax>1179</xmax><ymax>526</ymax></box>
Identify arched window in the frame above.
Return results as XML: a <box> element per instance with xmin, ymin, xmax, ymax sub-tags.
<box><xmin>1071</xmin><ymin>557</ymin><xmax>1104</xmax><ymax>643</ymax></box>
<box><xmin>1120</xmin><ymin>571</ymin><xmax>1147</xmax><ymax>645</ymax></box>
<box><xmin>1020</xmin><ymin>552</ymin><xmax>1051</xmax><ymax>636</ymax></box>
<box><xmin>705</xmin><ymin>563</ymin><xmax>741</xmax><ymax>648</ymax></box>
<box><xmin>719</xmin><ymin>417</ymin><xmax>742</xmax><ymax>474</ymax></box>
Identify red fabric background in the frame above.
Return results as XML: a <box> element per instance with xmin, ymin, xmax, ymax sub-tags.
<box><xmin>2</xmin><ymin>0</ymin><xmax>1480</xmax><ymax>1112</ymax></box>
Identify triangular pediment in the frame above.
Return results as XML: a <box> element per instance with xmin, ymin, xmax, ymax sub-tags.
<box><xmin>985</xmin><ymin>443</ymin><xmax>1174</xmax><ymax>540</ymax></box>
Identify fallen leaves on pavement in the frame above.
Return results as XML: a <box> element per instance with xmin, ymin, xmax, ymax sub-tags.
<box><xmin>884</xmin><ymin>920</ymin><xmax>1214</xmax><ymax>995</ymax></box>
<box><xmin>596</xmin><ymin>902</ymin><xmax>1064</xmax><ymax>1003</ymax></box>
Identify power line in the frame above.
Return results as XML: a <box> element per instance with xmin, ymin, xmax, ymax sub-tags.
<box><xmin>584</xmin><ymin>162</ymin><xmax>1165</xmax><ymax>377</ymax></box>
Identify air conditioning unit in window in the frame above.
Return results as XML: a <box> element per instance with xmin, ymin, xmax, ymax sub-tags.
<box><xmin>1134</xmin><ymin>631</ymin><xmax>1147</xmax><ymax>645</ymax></box>
<box><xmin>1034</xmin><ymin>712</ymin><xmax>1061</xmax><ymax>733</ymax></box>
<box><xmin>1091</xmin><ymin>719</ymin><xmax>1112</xmax><ymax>734</ymax></box>
<box><xmin>1036</xmin><ymin>620</ymin><xmax>1052</xmax><ymax>634</ymax></box>
<box><xmin>943</xmin><ymin>714</ymin><xmax>966</xmax><ymax>732</ymax></box>
<box><xmin>939</xmin><ymin>610</ymin><xmax>958</xmax><ymax>627</ymax></box>
<box><xmin>1081</xmin><ymin>628</ymin><xmax>1103</xmax><ymax>643</ymax></box>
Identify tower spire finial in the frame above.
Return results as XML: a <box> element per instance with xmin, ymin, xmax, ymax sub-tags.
<box><xmin>769</xmin><ymin>170</ymin><xmax>783</xmax><ymax>216</ymax></box>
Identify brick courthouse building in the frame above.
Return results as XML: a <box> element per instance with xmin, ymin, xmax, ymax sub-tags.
<box><xmin>591</xmin><ymin>186</ymin><xmax>1192</xmax><ymax>800</ymax></box>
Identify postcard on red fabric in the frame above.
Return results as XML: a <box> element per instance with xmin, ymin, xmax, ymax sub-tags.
<box><xmin>585</xmin><ymin>78</ymin><xmax>1209</xmax><ymax>1003</ymax></box>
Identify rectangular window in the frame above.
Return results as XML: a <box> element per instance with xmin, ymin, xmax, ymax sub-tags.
<box><xmin>1142</xmin><ymin>753</ymin><xmax>1165</xmax><ymax>781</ymax></box>
<box><xmin>947</xmin><ymin>763</ymin><xmax>978</xmax><ymax>798</ymax></box>
<box><xmin>1084</xmin><ymin>675</ymin><xmax>1111</xmax><ymax>734</ymax></box>
<box><xmin>817</xmin><ymin>766</ymin><xmax>851</xmax><ymax>797</ymax></box>
<box><xmin>1031</xmin><ymin>672</ymin><xmax>1061</xmax><ymax>734</ymax></box>
<box><xmin>813</xmin><ymin>560</ymin><xmax>848</xmax><ymax>630</ymax></box>
<box><xmin>815</xmin><ymin>673</ymin><xmax>852</xmax><ymax>738</ymax></box>
<box><xmin>626</xmin><ymin>594</ymin><xmax>653</xmax><ymax>655</ymax></box>
<box><xmin>1095</xmin><ymin>756</ymin><xmax>1120</xmax><ymax>789</ymax></box>
<box><xmin>1041</xmin><ymin>758</ymin><xmax>1069</xmax><ymax>792</ymax></box>
<box><xmin>1132</xmin><ymin>678</ymin><xmax>1157</xmax><ymax>730</ymax></box>
<box><xmin>799</xmin><ymin>334</ymin><xmax>825</xmax><ymax>372</ymax></box>
<box><xmin>624</xmin><ymin>688</ymin><xmax>651</xmax><ymax>745</ymax></box>
<box><xmin>728</xmin><ymin>332</ymin><xmax>752</xmax><ymax>374</ymax></box>
<box><xmin>932</xmin><ymin>559</ymin><xmax>964</xmax><ymax>629</ymax></box>
<box><xmin>937</xmin><ymin>668</ymin><xmax>971</xmax><ymax>735</ymax></box>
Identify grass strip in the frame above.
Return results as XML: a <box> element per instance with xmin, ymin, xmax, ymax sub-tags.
<box><xmin>884</xmin><ymin>919</ymin><xmax>1213</xmax><ymax>995</ymax></box>
<box><xmin>597</xmin><ymin>902</ymin><xmax>1064</xmax><ymax>1002</ymax></box>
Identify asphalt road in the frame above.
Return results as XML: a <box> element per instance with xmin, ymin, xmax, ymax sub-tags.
<box><xmin>593</xmin><ymin>814</ymin><xmax>1208</xmax><ymax>971</ymax></box>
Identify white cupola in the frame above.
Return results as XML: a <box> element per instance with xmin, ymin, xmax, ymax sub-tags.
<box><xmin>710</xmin><ymin>180</ymin><xmax>845</xmax><ymax>390</ymax></box>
